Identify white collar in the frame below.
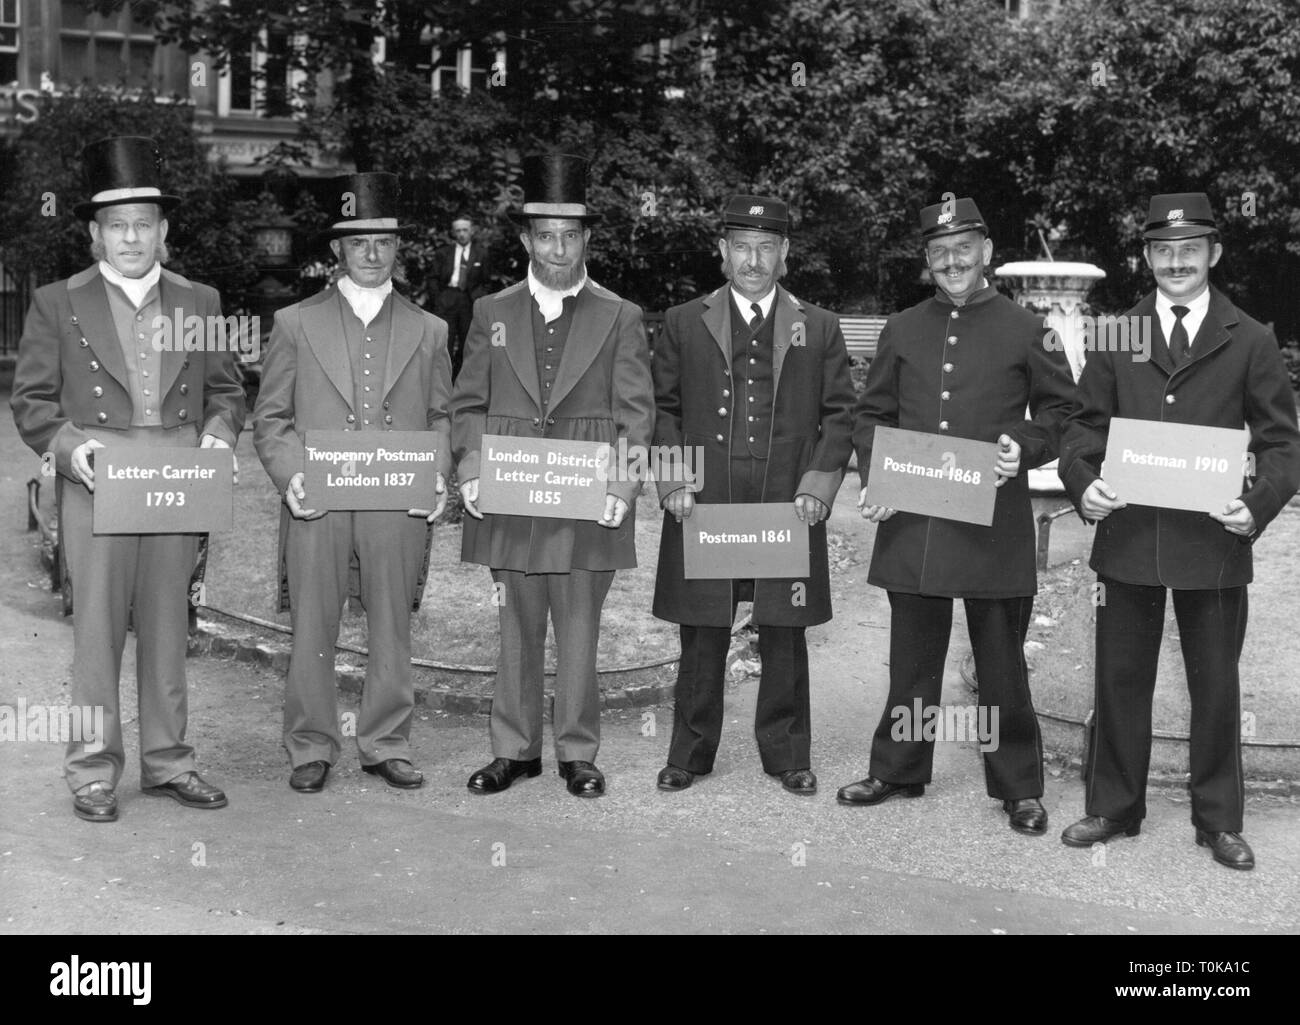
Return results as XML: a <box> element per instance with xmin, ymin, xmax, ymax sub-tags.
<box><xmin>730</xmin><ymin>286</ymin><xmax>776</xmax><ymax>320</ymax></box>
<box><xmin>99</xmin><ymin>260</ymin><xmax>160</xmax><ymax>308</ymax></box>
<box><xmin>336</xmin><ymin>275</ymin><xmax>393</xmax><ymax>326</ymax></box>
<box><xmin>527</xmin><ymin>265</ymin><xmax>587</xmax><ymax>324</ymax></box>
<box><xmin>1155</xmin><ymin>285</ymin><xmax>1210</xmax><ymax>317</ymax></box>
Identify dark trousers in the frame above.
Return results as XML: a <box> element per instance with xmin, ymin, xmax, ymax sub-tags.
<box><xmin>1087</xmin><ymin>577</ymin><xmax>1247</xmax><ymax>831</ymax></box>
<box><xmin>433</xmin><ymin>288</ymin><xmax>471</xmax><ymax>379</ymax></box>
<box><xmin>868</xmin><ymin>591</ymin><xmax>1044</xmax><ymax>800</ymax></box>
<box><xmin>666</xmin><ymin>453</ymin><xmax>812</xmax><ymax>775</ymax></box>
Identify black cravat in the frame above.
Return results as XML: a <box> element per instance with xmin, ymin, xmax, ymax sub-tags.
<box><xmin>749</xmin><ymin>302</ymin><xmax>763</xmax><ymax>332</ymax></box>
<box><xmin>1169</xmin><ymin>305</ymin><xmax>1190</xmax><ymax>363</ymax></box>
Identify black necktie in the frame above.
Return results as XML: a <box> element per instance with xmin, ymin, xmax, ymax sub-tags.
<box><xmin>749</xmin><ymin>302</ymin><xmax>763</xmax><ymax>332</ymax></box>
<box><xmin>1169</xmin><ymin>305</ymin><xmax>1190</xmax><ymax>363</ymax></box>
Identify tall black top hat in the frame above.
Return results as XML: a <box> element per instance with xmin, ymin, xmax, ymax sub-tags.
<box><xmin>510</xmin><ymin>153</ymin><xmax>601</xmax><ymax>225</ymax></box>
<box><xmin>1142</xmin><ymin>193</ymin><xmax>1218</xmax><ymax>240</ymax></box>
<box><xmin>919</xmin><ymin>196</ymin><xmax>987</xmax><ymax>240</ymax></box>
<box><xmin>319</xmin><ymin>172</ymin><xmax>416</xmax><ymax>238</ymax></box>
<box><xmin>74</xmin><ymin>136</ymin><xmax>182</xmax><ymax>221</ymax></box>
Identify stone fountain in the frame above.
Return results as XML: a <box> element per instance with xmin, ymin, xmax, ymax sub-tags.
<box><xmin>995</xmin><ymin>259</ymin><xmax>1106</xmax><ymax>492</ymax></box>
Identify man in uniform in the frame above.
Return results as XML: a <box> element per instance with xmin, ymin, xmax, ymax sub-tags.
<box><xmin>253</xmin><ymin>172</ymin><xmax>452</xmax><ymax>793</ymax></box>
<box><xmin>425</xmin><ymin>213</ymin><xmax>492</xmax><ymax>380</ymax></box>
<box><xmin>840</xmin><ymin>196</ymin><xmax>1074</xmax><ymax>834</ymax></box>
<box><xmin>1058</xmin><ymin>193</ymin><xmax>1300</xmax><ymax>869</ymax></box>
<box><xmin>650</xmin><ymin>195</ymin><xmax>855</xmax><ymax>795</ymax></box>
<box><xmin>450</xmin><ymin>153</ymin><xmax>654</xmax><ymax>798</ymax></box>
<box><xmin>11</xmin><ymin>136</ymin><xmax>244</xmax><ymax>822</ymax></box>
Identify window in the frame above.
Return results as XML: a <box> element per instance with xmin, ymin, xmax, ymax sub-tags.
<box><xmin>219</xmin><ymin>29</ymin><xmax>301</xmax><ymax>116</ymax></box>
<box><xmin>430</xmin><ymin>43</ymin><xmax>505</xmax><ymax>93</ymax></box>
<box><xmin>58</xmin><ymin>0</ymin><xmax>164</xmax><ymax>90</ymax></box>
<box><xmin>0</xmin><ymin>0</ymin><xmax>17</xmax><ymax>83</ymax></box>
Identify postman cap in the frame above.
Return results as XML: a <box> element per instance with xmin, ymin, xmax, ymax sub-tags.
<box><xmin>920</xmin><ymin>196</ymin><xmax>987</xmax><ymax>240</ymax></box>
<box><xmin>1142</xmin><ymin>192</ymin><xmax>1217</xmax><ymax>240</ymax></box>
<box><xmin>721</xmin><ymin>194</ymin><xmax>789</xmax><ymax>235</ymax></box>
<box><xmin>74</xmin><ymin>136</ymin><xmax>182</xmax><ymax>221</ymax></box>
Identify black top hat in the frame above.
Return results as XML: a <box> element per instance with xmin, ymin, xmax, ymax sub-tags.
<box><xmin>510</xmin><ymin>153</ymin><xmax>601</xmax><ymax>225</ymax></box>
<box><xmin>920</xmin><ymin>197</ymin><xmax>987</xmax><ymax>240</ymax></box>
<box><xmin>319</xmin><ymin>172</ymin><xmax>416</xmax><ymax>239</ymax></box>
<box><xmin>1142</xmin><ymin>193</ymin><xmax>1218</xmax><ymax>240</ymax></box>
<box><xmin>721</xmin><ymin>194</ymin><xmax>790</xmax><ymax>235</ymax></box>
<box><xmin>74</xmin><ymin>136</ymin><xmax>182</xmax><ymax>221</ymax></box>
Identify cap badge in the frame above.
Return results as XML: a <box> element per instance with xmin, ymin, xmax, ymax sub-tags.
<box><xmin>1167</xmin><ymin>208</ymin><xmax>1183</xmax><ymax>219</ymax></box>
<box><xmin>937</xmin><ymin>211</ymin><xmax>954</xmax><ymax>224</ymax></box>
<box><xmin>748</xmin><ymin>205</ymin><xmax>765</xmax><ymax>215</ymax></box>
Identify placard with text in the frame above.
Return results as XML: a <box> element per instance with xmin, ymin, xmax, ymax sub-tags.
<box><xmin>477</xmin><ymin>434</ymin><xmax>610</xmax><ymax>520</ymax></box>
<box><xmin>1103</xmin><ymin>417</ymin><xmax>1250</xmax><ymax>515</ymax></box>
<box><xmin>862</xmin><ymin>427</ymin><xmax>999</xmax><ymax>526</ymax></box>
<box><xmin>683</xmin><ymin>503</ymin><xmax>810</xmax><ymax>579</ymax></box>
<box><xmin>93</xmin><ymin>446</ymin><xmax>233</xmax><ymax>534</ymax></box>
<box><xmin>302</xmin><ymin>431</ymin><xmax>440</xmax><ymax>512</ymax></box>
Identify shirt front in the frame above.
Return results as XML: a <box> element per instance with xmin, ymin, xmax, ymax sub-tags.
<box><xmin>1155</xmin><ymin>286</ymin><xmax>1211</xmax><ymax>352</ymax></box>
<box><xmin>102</xmin><ymin>274</ymin><xmax>163</xmax><ymax>426</ymax></box>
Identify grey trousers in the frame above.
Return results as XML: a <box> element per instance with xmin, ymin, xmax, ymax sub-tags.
<box><xmin>488</xmin><ymin>568</ymin><xmax>613</xmax><ymax>763</ymax></box>
<box><xmin>283</xmin><ymin>509</ymin><xmax>428</xmax><ymax>768</ymax></box>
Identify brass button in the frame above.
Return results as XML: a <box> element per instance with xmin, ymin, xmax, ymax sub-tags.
<box><xmin>96</xmin><ymin>411</ymin><xmax>108</xmax><ymax>423</ymax></box>
<box><xmin>717</xmin><ymin>407</ymin><xmax>727</xmax><ymax>417</ymax></box>
<box><xmin>89</xmin><ymin>360</ymin><xmax>99</xmax><ymax>372</ymax></box>
<box><xmin>947</xmin><ymin>336</ymin><xmax>957</xmax><ymax>345</ymax></box>
<box><xmin>950</xmin><ymin>311</ymin><xmax>959</xmax><ymax>319</ymax></box>
<box><xmin>748</xmin><ymin>436</ymin><xmax>756</xmax><ymax>442</ymax></box>
<box><xmin>716</xmin><ymin>433</ymin><xmax>724</xmax><ymax>442</ymax></box>
<box><xmin>177</xmin><ymin>408</ymin><xmax>187</xmax><ymax>419</ymax></box>
<box><xmin>182</xmin><ymin>359</ymin><xmax>189</xmax><ymax>369</ymax></box>
<box><xmin>145</xmin><ymin>408</ymin><xmax>153</xmax><ymax>416</ymax></box>
<box><xmin>78</xmin><ymin>338</ymin><xmax>88</xmax><ymax>348</ymax></box>
<box><xmin>92</xmin><ymin>386</ymin><xmax>103</xmax><ymax>398</ymax></box>
<box><xmin>383</xmin><ymin>401</ymin><xmax>390</xmax><ymax>410</ymax></box>
<box><xmin>547</xmin><ymin>416</ymin><xmax>556</xmax><ymax>425</ymax></box>
<box><xmin>346</xmin><ymin>414</ymin><xmax>356</xmax><ymax>423</ymax></box>
<box><xmin>941</xmin><ymin>390</ymin><xmax>951</xmax><ymax>400</ymax></box>
<box><xmin>533</xmin><ymin>418</ymin><xmax>541</xmax><ymax>426</ymax></box>
<box><xmin>939</xmin><ymin>421</ymin><xmax>950</xmax><ymax>431</ymax></box>
<box><xmin>384</xmin><ymin>415</ymin><xmax>393</xmax><ymax>424</ymax></box>
<box><xmin>1166</xmin><ymin>394</ymin><xmax>1175</xmax><ymax>404</ymax></box>
<box><xmin>722</xmin><ymin>389</ymin><xmax>730</xmax><ymax>398</ymax></box>
<box><xmin>943</xmin><ymin>363</ymin><xmax>954</xmax><ymax>373</ymax></box>
<box><xmin>179</xmin><ymin>383</ymin><xmax>189</xmax><ymax>395</ymax></box>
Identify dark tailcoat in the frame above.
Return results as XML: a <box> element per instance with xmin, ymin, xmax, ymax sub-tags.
<box><xmin>651</xmin><ymin>285</ymin><xmax>855</xmax><ymax>627</ymax></box>
<box><xmin>450</xmin><ymin>278</ymin><xmax>655</xmax><ymax>572</ymax></box>
<box><xmin>1059</xmin><ymin>286</ymin><xmax>1300</xmax><ymax>587</ymax></box>
<box><xmin>854</xmin><ymin>285</ymin><xmax>1075</xmax><ymax>598</ymax></box>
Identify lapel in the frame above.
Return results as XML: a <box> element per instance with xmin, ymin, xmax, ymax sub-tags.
<box><xmin>771</xmin><ymin>285</ymin><xmax>805</xmax><ymax>396</ymax></box>
<box><xmin>157</xmin><ymin>269</ymin><xmax>193</xmax><ymax>398</ymax></box>
<box><xmin>382</xmin><ymin>293</ymin><xmax>421</xmax><ymax>399</ymax></box>
<box><xmin>701</xmin><ymin>287</ymin><xmax>729</xmax><ymax>361</ymax></box>
<box><xmin>68</xmin><ymin>268</ymin><xmax>128</xmax><ymax>389</ymax></box>
<box><xmin>501</xmin><ymin>285</ymin><xmax>542</xmax><ymax>409</ymax></box>
<box><xmin>1186</xmin><ymin>287</ymin><xmax>1236</xmax><ymax>368</ymax></box>
<box><xmin>301</xmin><ymin>290</ymin><xmax>355</xmax><ymax>408</ymax></box>
<box><xmin>548</xmin><ymin>283</ymin><xmax>619</xmax><ymax>411</ymax></box>
<box><xmin>1131</xmin><ymin>293</ymin><xmax>1174</xmax><ymax>375</ymax></box>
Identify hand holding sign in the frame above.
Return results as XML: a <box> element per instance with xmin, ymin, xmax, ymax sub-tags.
<box><xmin>794</xmin><ymin>494</ymin><xmax>828</xmax><ymax>525</ymax></box>
<box><xmin>857</xmin><ymin>486</ymin><xmax>896</xmax><ymax>522</ymax></box>
<box><xmin>1209</xmin><ymin>497</ymin><xmax>1255</xmax><ymax>537</ymax></box>
<box><xmin>72</xmin><ymin>438</ymin><xmax>105</xmax><ymax>490</ymax></box>
<box><xmin>200</xmin><ymin>432</ymin><xmax>238</xmax><ymax>484</ymax></box>
<box><xmin>663</xmin><ymin>488</ymin><xmax>695</xmax><ymax>523</ymax></box>
<box><xmin>597</xmin><ymin>494</ymin><xmax>628</xmax><ymax>529</ymax></box>
<box><xmin>994</xmin><ymin>434</ymin><xmax>1020</xmax><ymax>488</ymax></box>
<box><xmin>1080</xmin><ymin>478</ymin><xmax>1125</xmax><ymax>520</ymax></box>
<box><xmin>408</xmin><ymin>472</ymin><xmax>448</xmax><ymax>523</ymax></box>
<box><xmin>460</xmin><ymin>477</ymin><xmax>482</xmax><ymax>519</ymax></box>
<box><xmin>286</xmin><ymin>471</ymin><xmax>324</xmax><ymax>520</ymax></box>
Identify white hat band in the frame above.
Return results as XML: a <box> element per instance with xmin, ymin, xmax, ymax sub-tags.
<box><xmin>521</xmin><ymin>202</ymin><xmax>589</xmax><ymax>217</ymax></box>
<box><xmin>330</xmin><ymin>217</ymin><xmax>401</xmax><ymax>231</ymax></box>
<box><xmin>90</xmin><ymin>186</ymin><xmax>164</xmax><ymax>204</ymax></box>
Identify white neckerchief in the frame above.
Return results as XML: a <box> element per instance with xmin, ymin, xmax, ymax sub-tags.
<box><xmin>99</xmin><ymin>260</ymin><xmax>161</xmax><ymax>309</ymax></box>
<box><xmin>1155</xmin><ymin>286</ymin><xmax>1211</xmax><ymax>352</ymax></box>
<box><xmin>730</xmin><ymin>286</ymin><xmax>776</xmax><ymax>322</ymax></box>
<box><xmin>527</xmin><ymin>265</ymin><xmax>587</xmax><ymax>324</ymax></box>
<box><xmin>337</xmin><ymin>275</ymin><xmax>393</xmax><ymax>326</ymax></box>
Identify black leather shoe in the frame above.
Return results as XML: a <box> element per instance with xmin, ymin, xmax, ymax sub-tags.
<box><xmin>289</xmin><ymin>760</ymin><xmax>330</xmax><ymax>793</ymax></box>
<box><xmin>1003</xmin><ymin>797</ymin><xmax>1047</xmax><ymax>835</ymax></box>
<box><xmin>1060</xmin><ymin>814</ymin><xmax>1141</xmax><ymax>847</ymax></box>
<box><xmin>73</xmin><ymin>781</ymin><xmax>118</xmax><ymax>823</ymax></box>
<box><xmin>467</xmin><ymin>756</ymin><xmax>542</xmax><ymax>794</ymax></box>
<box><xmin>558</xmin><ymin>760</ymin><xmax>605</xmax><ymax>798</ymax></box>
<box><xmin>836</xmin><ymin>776</ymin><xmax>925</xmax><ymax>805</ymax></box>
<box><xmin>144</xmin><ymin>771</ymin><xmax>228</xmax><ymax>809</ymax></box>
<box><xmin>362</xmin><ymin>758</ymin><xmax>423</xmax><ymax>789</ymax></box>
<box><xmin>775</xmin><ymin>768</ymin><xmax>817</xmax><ymax>795</ymax></box>
<box><xmin>1195</xmin><ymin>829</ymin><xmax>1255</xmax><ymax>871</ymax></box>
<box><xmin>656</xmin><ymin>765</ymin><xmax>694</xmax><ymax>791</ymax></box>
